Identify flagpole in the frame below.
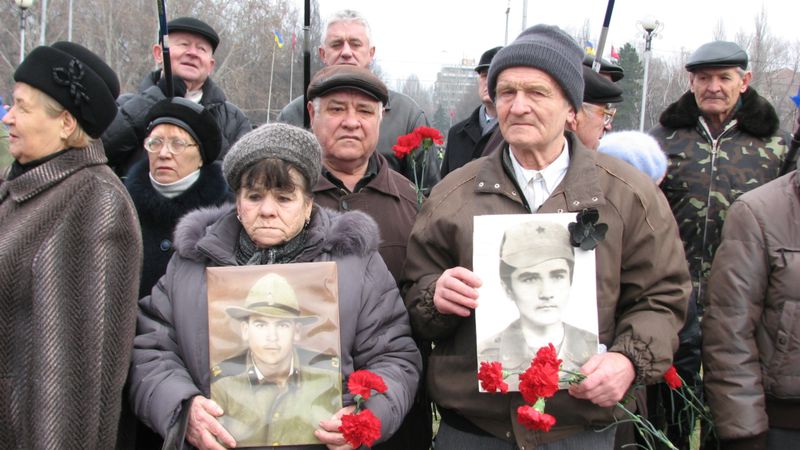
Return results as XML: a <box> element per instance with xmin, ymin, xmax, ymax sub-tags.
<box><xmin>267</xmin><ymin>38</ymin><xmax>276</xmax><ymax>123</ymax></box>
<box><xmin>289</xmin><ymin>31</ymin><xmax>295</xmax><ymax>103</ymax></box>
<box><xmin>592</xmin><ymin>0</ymin><xmax>616</xmax><ymax>72</ymax></box>
<box><xmin>303</xmin><ymin>0</ymin><xmax>311</xmax><ymax>128</ymax></box>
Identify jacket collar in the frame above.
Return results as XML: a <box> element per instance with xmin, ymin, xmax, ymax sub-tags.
<box><xmin>475</xmin><ymin>131</ymin><xmax>605</xmax><ymax>212</ymax></box>
<box><xmin>0</xmin><ymin>141</ymin><xmax>107</xmax><ymax>204</ymax></box>
<box><xmin>141</xmin><ymin>70</ymin><xmax>228</xmax><ymax>105</ymax></box>
<box><xmin>657</xmin><ymin>87</ymin><xmax>780</xmax><ymax>138</ymax></box>
<box><xmin>313</xmin><ymin>152</ymin><xmax>410</xmax><ymax>202</ymax></box>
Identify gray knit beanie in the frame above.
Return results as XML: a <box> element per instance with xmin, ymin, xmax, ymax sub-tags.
<box><xmin>223</xmin><ymin>122</ymin><xmax>322</xmax><ymax>190</ymax></box>
<box><xmin>488</xmin><ymin>24</ymin><xmax>584</xmax><ymax>110</ymax></box>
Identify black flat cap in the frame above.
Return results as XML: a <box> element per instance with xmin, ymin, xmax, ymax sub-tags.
<box><xmin>475</xmin><ymin>46</ymin><xmax>502</xmax><ymax>73</ymax></box>
<box><xmin>583</xmin><ymin>54</ymin><xmax>624</xmax><ymax>82</ymax></box>
<box><xmin>145</xmin><ymin>97</ymin><xmax>222</xmax><ymax>164</ymax></box>
<box><xmin>583</xmin><ymin>66</ymin><xmax>623</xmax><ymax>104</ymax></box>
<box><xmin>307</xmin><ymin>65</ymin><xmax>389</xmax><ymax>105</ymax></box>
<box><xmin>168</xmin><ymin>17</ymin><xmax>220</xmax><ymax>52</ymax></box>
<box><xmin>685</xmin><ymin>41</ymin><xmax>747</xmax><ymax>71</ymax></box>
<box><xmin>14</xmin><ymin>41</ymin><xmax>120</xmax><ymax>138</ymax></box>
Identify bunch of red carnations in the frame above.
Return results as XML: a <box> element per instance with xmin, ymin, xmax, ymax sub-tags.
<box><xmin>339</xmin><ymin>370</ymin><xmax>387</xmax><ymax>448</ymax></box>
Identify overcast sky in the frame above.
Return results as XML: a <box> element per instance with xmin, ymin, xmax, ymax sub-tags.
<box><xmin>305</xmin><ymin>0</ymin><xmax>798</xmax><ymax>89</ymax></box>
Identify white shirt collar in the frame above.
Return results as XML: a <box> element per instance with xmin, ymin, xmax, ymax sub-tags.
<box><xmin>509</xmin><ymin>137</ymin><xmax>571</xmax><ymax>210</ymax></box>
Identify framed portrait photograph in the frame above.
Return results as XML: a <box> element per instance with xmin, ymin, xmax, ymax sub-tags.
<box><xmin>207</xmin><ymin>262</ymin><xmax>342</xmax><ymax>447</ymax></box>
<box><xmin>474</xmin><ymin>214</ymin><xmax>599</xmax><ymax>391</ymax></box>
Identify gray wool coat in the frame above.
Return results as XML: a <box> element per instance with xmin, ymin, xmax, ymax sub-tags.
<box><xmin>0</xmin><ymin>143</ymin><xmax>143</xmax><ymax>449</ymax></box>
<box><xmin>130</xmin><ymin>204</ymin><xmax>421</xmax><ymax>449</ymax></box>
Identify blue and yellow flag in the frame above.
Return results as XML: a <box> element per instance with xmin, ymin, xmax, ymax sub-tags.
<box><xmin>584</xmin><ymin>40</ymin><xmax>596</xmax><ymax>56</ymax></box>
<box><xmin>273</xmin><ymin>30</ymin><xmax>284</xmax><ymax>48</ymax></box>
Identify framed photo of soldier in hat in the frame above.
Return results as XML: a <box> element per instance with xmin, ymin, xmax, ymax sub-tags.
<box><xmin>474</xmin><ymin>214</ymin><xmax>599</xmax><ymax>391</ymax></box>
<box><xmin>206</xmin><ymin>262</ymin><xmax>342</xmax><ymax>447</ymax></box>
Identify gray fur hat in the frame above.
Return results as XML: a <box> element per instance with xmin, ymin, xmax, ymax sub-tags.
<box><xmin>488</xmin><ymin>24</ymin><xmax>584</xmax><ymax>110</ymax></box>
<box><xmin>223</xmin><ymin>123</ymin><xmax>322</xmax><ymax>190</ymax></box>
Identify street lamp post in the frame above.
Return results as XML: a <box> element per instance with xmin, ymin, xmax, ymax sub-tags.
<box><xmin>15</xmin><ymin>0</ymin><xmax>36</xmax><ymax>65</ymax></box>
<box><xmin>638</xmin><ymin>17</ymin><xmax>662</xmax><ymax>131</ymax></box>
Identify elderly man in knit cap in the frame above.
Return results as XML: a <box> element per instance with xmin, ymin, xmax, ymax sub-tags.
<box><xmin>567</xmin><ymin>66</ymin><xmax>624</xmax><ymax>150</ymax></box>
<box><xmin>440</xmin><ymin>46</ymin><xmax>505</xmax><ymax>178</ymax></box>
<box><xmin>402</xmin><ymin>24</ymin><xmax>689</xmax><ymax>449</ymax></box>
<box><xmin>478</xmin><ymin>221</ymin><xmax>597</xmax><ymax>390</ymax></box>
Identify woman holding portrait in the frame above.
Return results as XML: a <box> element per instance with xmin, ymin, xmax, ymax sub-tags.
<box><xmin>129</xmin><ymin>123</ymin><xmax>420</xmax><ymax>449</ymax></box>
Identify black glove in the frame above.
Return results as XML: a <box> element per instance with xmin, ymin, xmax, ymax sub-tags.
<box><xmin>157</xmin><ymin>75</ymin><xmax>187</xmax><ymax>98</ymax></box>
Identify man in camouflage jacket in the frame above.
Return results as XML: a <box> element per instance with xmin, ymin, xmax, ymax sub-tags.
<box><xmin>650</xmin><ymin>40</ymin><xmax>791</xmax><ymax>449</ymax></box>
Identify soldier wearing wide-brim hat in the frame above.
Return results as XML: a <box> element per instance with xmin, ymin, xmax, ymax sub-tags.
<box><xmin>226</xmin><ymin>273</ymin><xmax>318</xmax><ymax>325</ymax></box>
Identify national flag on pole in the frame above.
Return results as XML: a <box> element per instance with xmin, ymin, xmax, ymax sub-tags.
<box><xmin>610</xmin><ymin>45</ymin><xmax>620</xmax><ymax>62</ymax></box>
<box><xmin>292</xmin><ymin>32</ymin><xmax>297</xmax><ymax>50</ymax></box>
<box><xmin>273</xmin><ymin>30</ymin><xmax>284</xmax><ymax>48</ymax></box>
<box><xmin>584</xmin><ymin>40</ymin><xmax>596</xmax><ymax>56</ymax></box>
<box><xmin>792</xmin><ymin>85</ymin><xmax>800</xmax><ymax>108</ymax></box>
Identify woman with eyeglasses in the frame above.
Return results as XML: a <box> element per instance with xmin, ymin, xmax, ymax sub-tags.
<box><xmin>125</xmin><ymin>97</ymin><xmax>232</xmax><ymax>300</ymax></box>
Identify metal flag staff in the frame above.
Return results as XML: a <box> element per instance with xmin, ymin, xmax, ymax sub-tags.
<box><xmin>592</xmin><ymin>0</ymin><xmax>616</xmax><ymax>73</ymax></box>
<box><xmin>303</xmin><ymin>0</ymin><xmax>311</xmax><ymax>128</ymax></box>
<box><xmin>156</xmin><ymin>0</ymin><xmax>174</xmax><ymax>97</ymax></box>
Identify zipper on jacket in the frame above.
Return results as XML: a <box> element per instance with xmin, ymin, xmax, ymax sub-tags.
<box><xmin>696</xmin><ymin>118</ymin><xmax>736</xmax><ymax>302</ymax></box>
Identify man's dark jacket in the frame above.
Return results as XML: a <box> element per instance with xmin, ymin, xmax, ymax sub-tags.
<box><xmin>102</xmin><ymin>70</ymin><xmax>252</xmax><ymax>176</ymax></box>
<box><xmin>440</xmin><ymin>106</ymin><xmax>500</xmax><ymax>178</ymax></box>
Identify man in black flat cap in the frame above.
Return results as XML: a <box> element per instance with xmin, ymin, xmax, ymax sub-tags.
<box><xmin>306</xmin><ymin>64</ymin><xmax>432</xmax><ymax>450</ymax></box>
<box><xmin>567</xmin><ymin>66</ymin><xmax>624</xmax><ymax>150</ymax></box>
<box><xmin>650</xmin><ymin>40</ymin><xmax>792</xmax><ymax>450</ymax></box>
<box><xmin>583</xmin><ymin>54</ymin><xmax>624</xmax><ymax>82</ymax></box>
<box><xmin>440</xmin><ymin>46</ymin><xmax>505</xmax><ymax>178</ymax></box>
<box><xmin>102</xmin><ymin>16</ymin><xmax>252</xmax><ymax>177</ymax></box>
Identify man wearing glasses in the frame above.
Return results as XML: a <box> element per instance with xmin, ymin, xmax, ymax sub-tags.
<box><xmin>567</xmin><ymin>66</ymin><xmax>623</xmax><ymax>150</ymax></box>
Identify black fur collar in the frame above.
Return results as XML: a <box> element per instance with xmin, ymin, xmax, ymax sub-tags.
<box><xmin>658</xmin><ymin>87</ymin><xmax>780</xmax><ymax>138</ymax></box>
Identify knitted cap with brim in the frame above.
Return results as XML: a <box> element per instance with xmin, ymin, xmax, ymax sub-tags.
<box><xmin>223</xmin><ymin>123</ymin><xmax>322</xmax><ymax>191</ymax></box>
<box><xmin>488</xmin><ymin>24</ymin><xmax>584</xmax><ymax>110</ymax></box>
<box><xmin>14</xmin><ymin>42</ymin><xmax>119</xmax><ymax>138</ymax></box>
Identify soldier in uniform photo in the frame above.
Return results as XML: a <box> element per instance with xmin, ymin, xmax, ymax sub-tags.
<box><xmin>478</xmin><ymin>220</ymin><xmax>597</xmax><ymax>389</ymax></box>
<box><xmin>210</xmin><ymin>273</ymin><xmax>340</xmax><ymax>447</ymax></box>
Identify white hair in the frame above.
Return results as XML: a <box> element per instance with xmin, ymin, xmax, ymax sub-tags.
<box><xmin>323</xmin><ymin>9</ymin><xmax>373</xmax><ymax>45</ymax></box>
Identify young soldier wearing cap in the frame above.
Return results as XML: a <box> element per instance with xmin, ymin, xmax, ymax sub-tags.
<box><xmin>650</xmin><ymin>40</ymin><xmax>792</xmax><ymax>449</ymax></box>
<box><xmin>210</xmin><ymin>273</ymin><xmax>340</xmax><ymax>447</ymax></box>
<box><xmin>440</xmin><ymin>46</ymin><xmax>505</xmax><ymax>178</ymax></box>
<box><xmin>478</xmin><ymin>221</ymin><xmax>596</xmax><ymax>389</ymax></box>
<box><xmin>307</xmin><ymin>64</ymin><xmax>431</xmax><ymax>450</ymax></box>
<box><xmin>402</xmin><ymin>24</ymin><xmax>689</xmax><ymax>449</ymax></box>
<box><xmin>102</xmin><ymin>17</ymin><xmax>252</xmax><ymax>177</ymax></box>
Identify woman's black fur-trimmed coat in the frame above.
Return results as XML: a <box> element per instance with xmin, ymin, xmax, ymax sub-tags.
<box><xmin>125</xmin><ymin>160</ymin><xmax>232</xmax><ymax>298</ymax></box>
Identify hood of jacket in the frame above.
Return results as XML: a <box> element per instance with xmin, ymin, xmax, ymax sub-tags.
<box><xmin>658</xmin><ymin>87</ymin><xmax>780</xmax><ymax>138</ymax></box>
<box><xmin>172</xmin><ymin>203</ymin><xmax>379</xmax><ymax>265</ymax></box>
<box><xmin>139</xmin><ymin>70</ymin><xmax>229</xmax><ymax>106</ymax></box>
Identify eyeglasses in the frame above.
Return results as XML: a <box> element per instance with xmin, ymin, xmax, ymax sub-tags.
<box><xmin>144</xmin><ymin>137</ymin><xmax>198</xmax><ymax>155</ymax></box>
<box><xmin>583</xmin><ymin>103</ymin><xmax>617</xmax><ymax>126</ymax></box>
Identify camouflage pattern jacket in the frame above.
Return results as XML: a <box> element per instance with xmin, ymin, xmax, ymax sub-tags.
<box><xmin>650</xmin><ymin>88</ymin><xmax>790</xmax><ymax>306</ymax></box>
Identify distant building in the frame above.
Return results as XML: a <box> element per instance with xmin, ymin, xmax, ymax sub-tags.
<box><xmin>434</xmin><ymin>58</ymin><xmax>478</xmax><ymax>119</ymax></box>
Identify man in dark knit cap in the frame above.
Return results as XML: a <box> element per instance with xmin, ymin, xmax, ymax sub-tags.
<box><xmin>440</xmin><ymin>46</ymin><xmax>505</xmax><ymax>178</ymax></box>
<box><xmin>102</xmin><ymin>16</ymin><xmax>251</xmax><ymax>177</ymax></box>
<box><xmin>402</xmin><ymin>24</ymin><xmax>689</xmax><ymax>449</ymax></box>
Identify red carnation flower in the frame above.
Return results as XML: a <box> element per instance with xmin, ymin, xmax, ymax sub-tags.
<box><xmin>664</xmin><ymin>365</ymin><xmax>682</xmax><ymax>390</ymax></box>
<box><xmin>415</xmin><ymin>126</ymin><xmax>444</xmax><ymax>145</ymax></box>
<box><xmin>517</xmin><ymin>405</ymin><xmax>556</xmax><ymax>432</ymax></box>
<box><xmin>518</xmin><ymin>344</ymin><xmax>562</xmax><ymax>403</ymax></box>
<box><xmin>478</xmin><ymin>361</ymin><xmax>509</xmax><ymax>393</ymax></box>
<box><xmin>392</xmin><ymin>132</ymin><xmax>422</xmax><ymax>159</ymax></box>
<box><xmin>348</xmin><ymin>370</ymin><xmax>387</xmax><ymax>400</ymax></box>
<box><xmin>340</xmin><ymin>408</ymin><xmax>382</xmax><ymax>448</ymax></box>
